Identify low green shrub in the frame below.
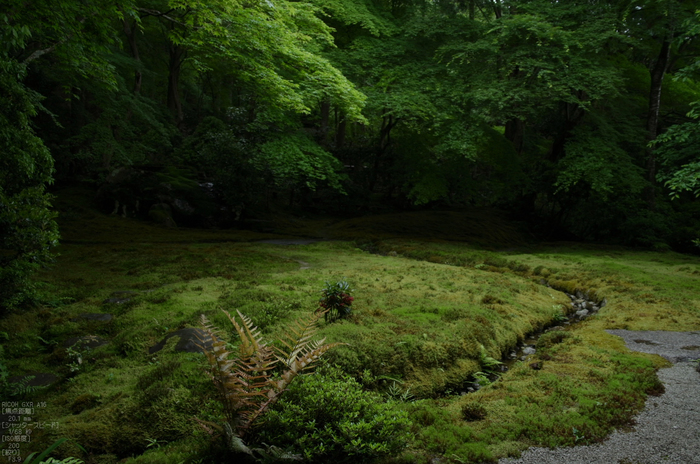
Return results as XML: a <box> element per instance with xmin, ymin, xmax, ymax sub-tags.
<box><xmin>254</xmin><ymin>365</ymin><xmax>411</xmax><ymax>463</ymax></box>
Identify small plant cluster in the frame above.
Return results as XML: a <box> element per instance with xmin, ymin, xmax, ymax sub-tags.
<box><xmin>256</xmin><ymin>365</ymin><xmax>411</xmax><ymax>463</ymax></box>
<box><xmin>474</xmin><ymin>345</ymin><xmax>503</xmax><ymax>386</ymax></box>
<box><xmin>318</xmin><ymin>280</ymin><xmax>354</xmax><ymax>323</ymax></box>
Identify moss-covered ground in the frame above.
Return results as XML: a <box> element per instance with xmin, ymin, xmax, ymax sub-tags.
<box><xmin>1</xmin><ymin>187</ymin><xmax>699</xmax><ymax>463</ymax></box>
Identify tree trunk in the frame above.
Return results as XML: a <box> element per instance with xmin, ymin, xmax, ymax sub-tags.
<box><xmin>335</xmin><ymin>111</ymin><xmax>346</xmax><ymax>148</ymax></box>
<box><xmin>122</xmin><ymin>19</ymin><xmax>142</xmax><ymax>95</ymax></box>
<box><xmin>319</xmin><ymin>99</ymin><xmax>331</xmax><ymax>143</ymax></box>
<box><xmin>645</xmin><ymin>34</ymin><xmax>673</xmax><ymax>208</ymax></box>
<box><xmin>167</xmin><ymin>42</ymin><xmax>186</xmax><ymax>123</ymax></box>
<box><xmin>548</xmin><ymin>102</ymin><xmax>585</xmax><ymax>162</ymax></box>
<box><xmin>369</xmin><ymin>113</ymin><xmax>399</xmax><ymax>193</ymax></box>
<box><xmin>505</xmin><ymin>118</ymin><xmax>524</xmax><ymax>155</ymax></box>
<box><xmin>491</xmin><ymin>0</ymin><xmax>502</xmax><ymax>19</ymax></box>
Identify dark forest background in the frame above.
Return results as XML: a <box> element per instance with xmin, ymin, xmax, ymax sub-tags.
<box><xmin>2</xmin><ymin>0</ymin><xmax>700</xmax><ymax>309</ymax></box>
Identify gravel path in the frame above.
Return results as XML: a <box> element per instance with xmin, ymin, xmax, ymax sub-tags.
<box><xmin>500</xmin><ymin>330</ymin><xmax>700</xmax><ymax>464</ymax></box>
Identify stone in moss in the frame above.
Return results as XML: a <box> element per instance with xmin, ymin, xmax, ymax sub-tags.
<box><xmin>148</xmin><ymin>328</ymin><xmax>213</xmax><ymax>354</ymax></box>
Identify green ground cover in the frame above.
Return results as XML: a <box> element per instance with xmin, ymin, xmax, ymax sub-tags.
<box><xmin>1</xmin><ymin>191</ymin><xmax>698</xmax><ymax>463</ymax></box>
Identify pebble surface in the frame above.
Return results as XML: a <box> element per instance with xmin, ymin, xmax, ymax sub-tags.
<box><xmin>500</xmin><ymin>331</ymin><xmax>700</xmax><ymax>464</ymax></box>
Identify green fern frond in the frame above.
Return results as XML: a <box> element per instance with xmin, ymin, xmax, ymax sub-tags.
<box><xmin>274</xmin><ymin>310</ymin><xmax>325</xmax><ymax>367</ymax></box>
<box><xmin>199</xmin><ymin>309</ymin><xmax>345</xmax><ymax>441</ymax></box>
<box><xmin>223</xmin><ymin>310</ymin><xmax>267</xmax><ymax>359</ymax></box>
<box><xmin>40</xmin><ymin>458</ymin><xmax>84</xmax><ymax>464</ymax></box>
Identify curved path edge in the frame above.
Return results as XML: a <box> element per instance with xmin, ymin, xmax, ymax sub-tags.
<box><xmin>500</xmin><ymin>330</ymin><xmax>700</xmax><ymax>464</ymax></box>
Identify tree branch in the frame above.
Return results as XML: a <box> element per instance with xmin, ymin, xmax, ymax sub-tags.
<box><xmin>137</xmin><ymin>7</ymin><xmax>188</xmax><ymax>27</ymax></box>
<box><xmin>22</xmin><ymin>17</ymin><xmax>86</xmax><ymax>65</ymax></box>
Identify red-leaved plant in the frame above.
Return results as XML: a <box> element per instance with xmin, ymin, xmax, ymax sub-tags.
<box><xmin>318</xmin><ymin>280</ymin><xmax>354</xmax><ymax>322</ymax></box>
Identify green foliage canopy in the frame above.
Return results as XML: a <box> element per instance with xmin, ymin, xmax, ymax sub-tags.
<box><xmin>0</xmin><ymin>17</ymin><xmax>59</xmax><ymax>310</ymax></box>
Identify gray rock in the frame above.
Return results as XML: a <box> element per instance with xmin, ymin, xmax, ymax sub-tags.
<box><xmin>71</xmin><ymin>313</ymin><xmax>113</xmax><ymax>322</ymax></box>
<box><xmin>149</xmin><ymin>328</ymin><xmax>214</xmax><ymax>354</ymax></box>
<box><xmin>523</xmin><ymin>346</ymin><xmax>537</xmax><ymax>355</ymax></box>
<box><xmin>575</xmin><ymin>309</ymin><xmax>589</xmax><ymax>317</ymax></box>
<box><xmin>172</xmin><ymin>198</ymin><xmax>195</xmax><ymax>215</ymax></box>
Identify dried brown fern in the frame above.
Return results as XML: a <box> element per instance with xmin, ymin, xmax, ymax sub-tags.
<box><xmin>199</xmin><ymin>309</ymin><xmax>345</xmax><ymax>444</ymax></box>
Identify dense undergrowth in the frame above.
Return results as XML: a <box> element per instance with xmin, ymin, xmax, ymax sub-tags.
<box><xmin>1</xmin><ymin>188</ymin><xmax>699</xmax><ymax>463</ymax></box>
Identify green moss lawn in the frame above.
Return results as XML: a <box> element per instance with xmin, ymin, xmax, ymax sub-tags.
<box><xmin>2</xmin><ymin>189</ymin><xmax>699</xmax><ymax>463</ymax></box>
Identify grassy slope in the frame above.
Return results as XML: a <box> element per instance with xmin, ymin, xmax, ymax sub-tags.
<box><xmin>370</xmin><ymin>240</ymin><xmax>699</xmax><ymax>461</ymax></box>
<box><xmin>2</xmin><ymin>188</ymin><xmax>699</xmax><ymax>463</ymax></box>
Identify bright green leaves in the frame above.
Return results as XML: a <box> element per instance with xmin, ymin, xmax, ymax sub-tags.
<box><xmin>663</xmin><ymin>162</ymin><xmax>700</xmax><ymax>198</ymax></box>
<box><xmin>256</xmin><ymin>132</ymin><xmax>347</xmax><ymax>190</ymax></box>
<box><xmin>651</xmin><ymin>8</ymin><xmax>700</xmax><ymax>200</ymax></box>
<box><xmin>654</xmin><ymin>102</ymin><xmax>700</xmax><ymax>198</ymax></box>
<box><xmin>309</xmin><ymin>0</ymin><xmax>397</xmax><ymax>36</ymax></box>
<box><xmin>255</xmin><ymin>365</ymin><xmax>410</xmax><ymax>463</ymax></box>
<box><xmin>555</xmin><ymin>121</ymin><xmax>645</xmax><ymax>199</ymax></box>
<box><xmin>168</xmin><ymin>0</ymin><xmax>365</xmax><ymax>120</ymax></box>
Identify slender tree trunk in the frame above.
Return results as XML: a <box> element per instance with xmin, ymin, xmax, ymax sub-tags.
<box><xmin>505</xmin><ymin>118</ymin><xmax>524</xmax><ymax>155</ymax></box>
<box><xmin>645</xmin><ymin>34</ymin><xmax>673</xmax><ymax>209</ymax></box>
<box><xmin>319</xmin><ymin>99</ymin><xmax>331</xmax><ymax>143</ymax></box>
<box><xmin>380</xmin><ymin>114</ymin><xmax>393</xmax><ymax>151</ymax></box>
<box><xmin>548</xmin><ymin>102</ymin><xmax>585</xmax><ymax>162</ymax></box>
<box><xmin>369</xmin><ymin>113</ymin><xmax>399</xmax><ymax>193</ymax></box>
<box><xmin>491</xmin><ymin>0</ymin><xmax>502</xmax><ymax>19</ymax></box>
<box><xmin>122</xmin><ymin>19</ymin><xmax>142</xmax><ymax>95</ymax></box>
<box><xmin>336</xmin><ymin>112</ymin><xmax>346</xmax><ymax>149</ymax></box>
<box><xmin>167</xmin><ymin>42</ymin><xmax>186</xmax><ymax>123</ymax></box>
